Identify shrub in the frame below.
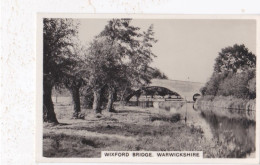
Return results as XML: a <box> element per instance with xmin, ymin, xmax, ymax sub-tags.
<box><xmin>195</xmin><ymin>96</ymin><xmax>255</xmax><ymax>111</ymax></box>
<box><xmin>201</xmin><ymin>69</ymin><xmax>256</xmax><ymax>99</ymax></box>
<box><xmin>201</xmin><ymin>44</ymin><xmax>256</xmax><ymax>99</ymax></box>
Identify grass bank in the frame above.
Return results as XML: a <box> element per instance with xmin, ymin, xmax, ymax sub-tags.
<box><xmin>154</xmin><ymin>101</ymin><xmax>185</xmax><ymax>111</ymax></box>
<box><xmin>195</xmin><ymin>96</ymin><xmax>255</xmax><ymax>111</ymax></box>
<box><xmin>43</xmin><ymin>106</ymin><xmax>207</xmax><ymax>157</ymax></box>
<box><xmin>43</xmin><ymin>98</ymin><xmax>254</xmax><ymax>158</ymax></box>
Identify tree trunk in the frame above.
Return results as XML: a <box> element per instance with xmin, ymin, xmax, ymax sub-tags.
<box><xmin>43</xmin><ymin>83</ymin><xmax>58</xmax><ymax>123</ymax></box>
<box><xmin>106</xmin><ymin>87</ymin><xmax>115</xmax><ymax>112</ymax></box>
<box><xmin>136</xmin><ymin>95</ymin><xmax>140</xmax><ymax>106</ymax></box>
<box><xmin>70</xmin><ymin>86</ymin><xmax>81</xmax><ymax>118</ymax></box>
<box><xmin>93</xmin><ymin>88</ymin><xmax>102</xmax><ymax>113</ymax></box>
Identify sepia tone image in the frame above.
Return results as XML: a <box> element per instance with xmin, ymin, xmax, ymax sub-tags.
<box><xmin>41</xmin><ymin>16</ymin><xmax>257</xmax><ymax>159</ymax></box>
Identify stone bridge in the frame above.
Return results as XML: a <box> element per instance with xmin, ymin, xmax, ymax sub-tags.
<box><xmin>148</xmin><ymin>79</ymin><xmax>205</xmax><ymax>102</ymax></box>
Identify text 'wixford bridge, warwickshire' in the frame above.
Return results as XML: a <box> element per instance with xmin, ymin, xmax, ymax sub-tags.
<box><xmin>149</xmin><ymin>79</ymin><xmax>205</xmax><ymax>102</ymax></box>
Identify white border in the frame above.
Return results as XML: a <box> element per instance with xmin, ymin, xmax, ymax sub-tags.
<box><xmin>36</xmin><ymin>14</ymin><xmax>260</xmax><ymax>164</ymax></box>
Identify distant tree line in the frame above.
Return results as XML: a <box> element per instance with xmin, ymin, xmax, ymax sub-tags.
<box><xmin>200</xmin><ymin>44</ymin><xmax>256</xmax><ymax>99</ymax></box>
<box><xmin>43</xmin><ymin>18</ymin><xmax>166</xmax><ymax>123</ymax></box>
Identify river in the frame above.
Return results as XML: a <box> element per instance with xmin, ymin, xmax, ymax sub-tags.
<box><xmin>129</xmin><ymin>101</ymin><xmax>256</xmax><ymax>158</ymax></box>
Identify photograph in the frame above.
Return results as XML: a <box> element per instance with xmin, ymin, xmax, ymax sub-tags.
<box><xmin>37</xmin><ymin>14</ymin><xmax>258</xmax><ymax>163</ymax></box>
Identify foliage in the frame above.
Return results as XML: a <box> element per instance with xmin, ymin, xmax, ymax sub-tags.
<box><xmin>148</xmin><ymin>67</ymin><xmax>168</xmax><ymax>79</ymax></box>
<box><xmin>201</xmin><ymin>69</ymin><xmax>256</xmax><ymax>99</ymax></box>
<box><xmin>214</xmin><ymin>44</ymin><xmax>256</xmax><ymax>73</ymax></box>
<box><xmin>86</xmin><ymin>19</ymin><xmax>158</xmax><ymax>111</ymax></box>
<box><xmin>217</xmin><ymin>69</ymin><xmax>255</xmax><ymax>99</ymax></box>
<box><xmin>201</xmin><ymin>44</ymin><xmax>256</xmax><ymax>99</ymax></box>
<box><xmin>43</xmin><ymin>18</ymin><xmax>79</xmax><ymax>87</ymax></box>
<box><xmin>62</xmin><ymin>44</ymin><xmax>89</xmax><ymax>89</ymax></box>
<box><xmin>201</xmin><ymin>72</ymin><xmax>228</xmax><ymax>96</ymax></box>
<box><xmin>92</xmin><ymin>19</ymin><xmax>157</xmax><ymax>89</ymax></box>
<box><xmin>87</xmin><ymin>37</ymin><xmax>120</xmax><ymax>90</ymax></box>
<box><xmin>248</xmin><ymin>77</ymin><xmax>256</xmax><ymax>99</ymax></box>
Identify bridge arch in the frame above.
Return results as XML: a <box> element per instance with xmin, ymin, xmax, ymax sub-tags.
<box><xmin>125</xmin><ymin>79</ymin><xmax>204</xmax><ymax>102</ymax></box>
<box><xmin>148</xmin><ymin>86</ymin><xmax>184</xmax><ymax>99</ymax></box>
<box><xmin>126</xmin><ymin>86</ymin><xmax>184</xmax><ymax>102</ymax></box>
<box><xmin>193</xmin><ymin>93</ymin><xmax>201</xmax><ymax>101</ymax></box>
<box><xmin>149</xmin><ymin>79</ymin><xmax>204</xmax><ymax>101</ymax></box>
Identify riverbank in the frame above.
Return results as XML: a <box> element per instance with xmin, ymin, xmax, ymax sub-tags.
<box><xmin>43</xmin><ymin>105</ymin><xmax>206</xmax><ymax>158</ymax></box>
<box><xmin>195</xmin><ymin>96</ymin><xmax>255</xmax><ymax>111</ymax></box>
<box><xmin>43</xmin><ymin>98</ymin><xmax>255</xmax><ymax>158</ymax></box>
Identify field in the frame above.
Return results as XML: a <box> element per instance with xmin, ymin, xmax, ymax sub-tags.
<box><xmin>43</xmin><ymin>97</ymin><xmax>248</xmax><ymax>158</ymax></box>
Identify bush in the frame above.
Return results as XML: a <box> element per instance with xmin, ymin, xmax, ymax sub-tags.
<box><xmin>195</xmin><ymin>96</ymin><xmax>255</xmax><ymax>111</ymax></box>
<box><xmin>201</xmin><ymin>69</ymin><xmax>256</xmax><ymax>99</ymax></box>
<box><xmin>201</xmin><ymin>44</ymin><xmax>256</xmax><ymax>99</ymax></box>
<box><xmin>248</xmin><ymin>77</ymin><xmax>256</xmax><ymax>99</ymax></box>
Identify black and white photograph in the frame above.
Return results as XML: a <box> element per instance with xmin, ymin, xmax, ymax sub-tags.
<box><xmin>37</xmin><ymin>15</ymin><xmax>258</xmax><ymax>163</ymax></box>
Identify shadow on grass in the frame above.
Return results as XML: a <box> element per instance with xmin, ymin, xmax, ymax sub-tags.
<box><xmin>115</xmin><ymin>109</ymin><xmax>151</xmax><ymax>114</ymax></box>
<box><xmin>43</xmin><ymin>122</ymin><xmax>72</xmax><ymax>128</ymax></box>
<box><xmin>150</xmin><ymin>113</ymin><xmax>181</xmax><ymax>123</ymax></box>
<box><xmin>58</xmin><ymin>123</ymin><xmax>71</xmax><ymax>126</ymax></box>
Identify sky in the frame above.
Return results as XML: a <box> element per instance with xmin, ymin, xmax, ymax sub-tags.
<box><xmin>78</xmin><ymin>18</ymin><xmax>256</xmax><ymax>83</ymax></box>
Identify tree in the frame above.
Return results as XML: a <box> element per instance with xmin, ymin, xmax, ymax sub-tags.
<box><xmin>214</xmin><ymin>44</ymin><xmax>256</xmax><ymax>73</ymax></box>
<box><xmin>217</xmin><ymin>69</ymin><xmax>255</xmax><ymax>99</ymax></box>
<box><xmin>97</xmin><ymin>19</ymin><xmax>142</xmax><ymax>112</ymax></box>
<box><xmin>105</xmin><ymin>22</ymin><xmax>157</xmax><ymax>112</ymax></box>
<box><xmin>43</xmin><ymin>18</ymin><xmax>79</xmax><ymax>123</ymax></box>
<box><xmin>63</xmin><ymin>64</ymin><xmax>85</xmax><ymax>119</ymax></box>
<box><xmin>63</xmin><ymin>45</ymin><xmax>89</xmax><ymax>119</ymax></box>
<box><xmin>149</xmin><ymin>67</ymin><xmax>168</xmax><ymax>79</ymax></box>
<box><xmin>201</xmin><ymin>44</ymin><xmax>256</xmax><ymax>99</ymax></box>
<box><xmin>87</xmin><ymin>19</ymin><xmax>158</xmax><ymax>113</ymax></box>
<box><xmin>117</xmin><ymin>24</ymin><xmax>159</xmax><ymax>106</ymax></box>
<box><xmin>201</xmin><ymin>72</ymin><xmax>228</xmax><ymax>96</ymax></box>
<box><xmin>87</xmin><ymin>37</ymin><xmax>115</xmax><ymax>113</ymax></box>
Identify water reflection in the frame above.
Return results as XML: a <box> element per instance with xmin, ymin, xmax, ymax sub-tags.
<box><xmin>200</xmin><ymin>110</ymin><xmax>255</xmax><ymax>158</ymax></box>
<box><xmin>129</xmin><ymin>101</ymin><xmax>256</xmax><ymax>158</ymax></box>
